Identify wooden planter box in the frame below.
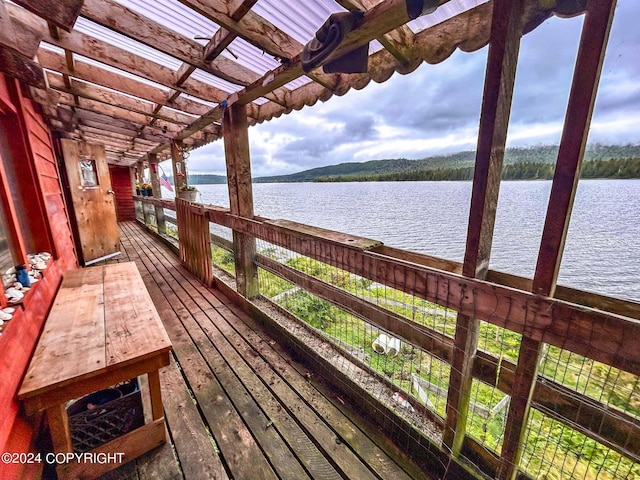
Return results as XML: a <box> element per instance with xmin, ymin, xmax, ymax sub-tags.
<box><xmin>178</xmin><ymin>190</ymin><xmax>197</xmax><ymax>202</ymax></box>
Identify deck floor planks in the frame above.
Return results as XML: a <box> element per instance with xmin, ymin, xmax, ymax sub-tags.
<box><xmin>97</xmin><ymin>222</ymin><xmax>431</xmax><ymax>480</ymax></box>
<box><xmin>120</xmin><ymin>230</ymin><xmax>280</xmax><ymax>480</ymax></box>
<box><xmin>128</xmin><ymin>227</ymin><xmax>422</xmax><ymax>480</ymax></box>
<box><xmin>126</xmin><ymin>225</ymin><xmax>318</xmax><ymax>479</ymax></box>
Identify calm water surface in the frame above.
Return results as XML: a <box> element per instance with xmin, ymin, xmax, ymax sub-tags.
<box><xmin>187</xmin><ymin>180</ymin><xmax>639</xmax><ymax>302</ymax></box>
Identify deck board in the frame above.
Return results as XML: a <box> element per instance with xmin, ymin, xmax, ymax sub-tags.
<box><xmin>97</xmin><ymin>221</ymin><xmax>432</xmax><ymax>480</ymax></box>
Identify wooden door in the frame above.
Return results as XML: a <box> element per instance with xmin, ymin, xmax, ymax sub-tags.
<box><xmin>61</xmin><ymin>139</ymin><xmax>120</xmax><ymax>264</ymax></box>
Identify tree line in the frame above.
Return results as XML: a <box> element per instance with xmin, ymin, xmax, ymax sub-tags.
<box><xmin>314</xmin><ymin>158</ymin><xmax>640</xmax><ymax>183</ymax></box>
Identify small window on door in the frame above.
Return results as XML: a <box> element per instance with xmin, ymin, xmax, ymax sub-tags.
<box><xmin>79</xmin><ymin>158</ymin><xmax>99</xmax><ymax>188</ymax></box>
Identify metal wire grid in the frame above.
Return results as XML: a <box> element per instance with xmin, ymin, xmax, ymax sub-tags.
<box><xmin>202</xmin><ymin>231</ymin><xmax>640</xmax><ymax>479</ymax></box>
<box><xmin>520</xmin><ymin>409</ymin><xmax>640</xmax><ymax>479</ymax></box>
<box><xmin>540</xmin><ymin>347</ymin><xmax>640</xmax><ymax>421</ymax></box>
<box><xmin>254</xmin><ymin>238</ymin><xmax>453</xmax><ymax>423</ymax></box>
<box><xmin>209</xmin><ymin>224</ymin><xmax>235</xmax><ymax>274</ymax></box>
<box><xmin>163</xmin><ymin>210</ymin><xmax>178</xmax><ymax>239</ymax></box>
<box><xmin>464</xmin><ymin>322</ymin><xmax>522</xmax><ymax>453</ymax></box>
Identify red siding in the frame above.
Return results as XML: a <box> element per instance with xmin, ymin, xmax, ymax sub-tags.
<box><xmin>110</xmin><ymin>165</ymin><xmax>136</xmax><ymax>221</ymax></box>
<box><xmin>0</xmin><ymin>75</ymin><xmax>78</xmax><ymax>477</ymax></box>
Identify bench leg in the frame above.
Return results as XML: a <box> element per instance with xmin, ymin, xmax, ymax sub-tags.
<box><xmin>47</xmin><ymin>404</ymin><xmax>73</xmax><ymax>453</ymax></box>
<box><xmin>147</xmin><ymin>370</ymin><xmax>164</xmax><ymax>420</ymax></box>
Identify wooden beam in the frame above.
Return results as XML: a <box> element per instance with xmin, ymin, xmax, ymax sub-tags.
<box><xmin>177</xmin><ymin>0</ymin><xmax>302</xmax><ymax>60</ymax></box>
<box><xmin>147</xmin><ymin>153</ymin><xmax>166</xmax><ymax>234</ymax></box>
<box><xmin>497</xmin><ymin>2</ymin><xmax>617</xmax><ymax>478</ymax></box>
<box><xmin>45</xmin><ymin>72</ymin><xmax>195</xmax><ymax>125</ymax></box>
<box><xmin>76</xmin><ymin>118</ymin><xmax>169</xmax><ymax>144</ymax></box>
<box><xmin>80</xmin><ymin>0</ymin><xmax>259</xmax><ymax>87</ymax></box>
<box><xmin>0</xmin><ymin>1</ymin><xmax>43</xmax><ymax>58</ymax></box>
<box><xmin>223</xmin><ymin>103</ymin><xmax>258</xmax><ymax>298</ymax></box>
<box><xmin>444</xmin><ymin>0</ymin><xmax>525</xmax><ymax>457</ymax></box>
<box><xmin>72</xmin><ymin>108</ymin><xmax>170</xmax><ymax>138</ymax></box>
<box><xmin>11</xmin><ymin>0</ymin><xmax>83</xmax><ymax>31</ymax></box>
<box><xmin>38</xmin><ymin>50</ymin><xmax>211</xmax><ymax>117</ymax></box>
<box><xmin>8</xmin><ymin>3</ymin><xmax>226</xmax><ymax>103</ymax></box>
<box><xmin>0</xmin><ymin>49</ymin><xmax>45</xmax><ymax>88</ymax></box>
<box><xmin>170</xmin><ymin>140</ymin><xmax>187</xmax><ymax>194</ymax></box>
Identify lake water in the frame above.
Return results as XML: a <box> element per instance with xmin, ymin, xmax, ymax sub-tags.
<box><xmin>177</xmin><ymin>180</ymin><xmax>640</xmax><ymax>302</ymax></box>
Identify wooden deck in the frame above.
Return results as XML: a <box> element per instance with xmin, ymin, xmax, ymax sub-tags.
<box><xmin>95</xmin><ymin>221</ymin><xmax>431</xmax><ymax>480</ymax></box>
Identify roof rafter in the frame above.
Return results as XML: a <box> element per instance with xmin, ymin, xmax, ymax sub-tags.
<box><xmin>8</xmin><ymin>3</ymin><xmax>228</xmax><ymax>103</ymax></box>
<box><xmin>37</xmin><ymin>49</ymin><xmax>212</xmax><ymax>116</ymax></box>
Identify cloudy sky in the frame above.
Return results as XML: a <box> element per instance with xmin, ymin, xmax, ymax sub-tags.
<box><xmin>183</xmin><ymin>1</ymin><xmax>640</xmax><ymax>177</ymax></box>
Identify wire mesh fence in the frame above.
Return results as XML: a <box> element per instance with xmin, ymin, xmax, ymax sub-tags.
<box><xmin>190</xmin><ymin>218</ymin><xmax>640</xmax><ymax>480</ymax></box>
<box><xmin>521</xmin><ymin>408</ymin><xmax>640</xmax><ymax>479</ymax></box>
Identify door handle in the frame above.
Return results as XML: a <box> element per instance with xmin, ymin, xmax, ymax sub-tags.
<box><xmin>107</xmin><ymin>190</ymin><xmax>115</xmax><ymax>194</ymax></box>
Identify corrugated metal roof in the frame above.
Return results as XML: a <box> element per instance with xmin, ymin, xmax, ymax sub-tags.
<box><xmin>23</xmin><ymin>0</ymin><xmax>543</xmax><ymax>164</ymax></box>
<box><xmin>113</xmin><ymin>0</ymin><xmax>220</xmax><ymax>44</ymax></box>
<box><xmin>253</xmin><ymin>0</ymin><xmax>345</xmax><ymax>45</ymax></box>
<box><xmin>74</xmin><ymin>17</ymin><xmax>183</xmax><ymax>70</ymax></box>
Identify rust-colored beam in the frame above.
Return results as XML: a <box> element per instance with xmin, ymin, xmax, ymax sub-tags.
<box><xmin>497</xmin><ymin>1</ymin><xmax>618</xmax><ymax>479</ymax></box>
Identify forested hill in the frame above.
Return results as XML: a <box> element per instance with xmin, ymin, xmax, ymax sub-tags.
<box><xmin>253</xmin><ymin>144</ymin><xmax>640</xmax><ymax>183</ymax></box>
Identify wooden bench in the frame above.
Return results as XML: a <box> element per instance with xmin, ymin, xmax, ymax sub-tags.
<box><xmin>18</xmin><ymin>262</ymin><xmax>172</xmax><ymax>479</ymax></box>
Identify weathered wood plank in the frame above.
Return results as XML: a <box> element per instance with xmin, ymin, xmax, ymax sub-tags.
<box><xmin>0</xmin><ymin>2</ymin><xmax>43</xmax><ymax>58</ymax></box>
<box><xmin>498</xmin><ymin>2</ymin><xmax>618</xmax><ymax>478</ymax></box>
<box><xmin>444</xmin><ymin>0</ymin><xmax>525</xmax><ymax>456</ymax></box>
<box><xmin>38</xmin><ymin>50</ymin><xmax>211</xmax><ymax>117</ymax></box>
<box><xmin>223</xmin><ymin>103</ymin><xmax>258</xmax><ymax>298</ymax></box>
<box><xmin>11</xmin><ymin>0</ymin><xmax>83</xmax><ymax>31</ymax></box>
<box><xmin>124</xmin><ymin>221</ymin><xmax>419</xmax><ymax>480</ymax></box>
<box><xmin>18</xmin><ymin>267</ymin><xmax>106</xmax><ymax>400</ymax></box>
<box><xmin>0</xmin><ymin>49</ymin><xmax>45</xmax><ymax>88</ymax></box>
<box><xmin>203</xmin><ymin>209</ymin><xmax>640</xmax><ymax>378</ymax></box>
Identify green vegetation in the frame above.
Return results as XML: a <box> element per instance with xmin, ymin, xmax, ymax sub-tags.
<box><xmin>245</xmin><ymin>249</ymin><xmax>640</xmax><ymax>479</ymax></box>
<box><xmin>252</xmin><ymin>144</ymin><xmax>640</xmax><ymax>183</ymax></box>
<box><xmin>315</xmin><ymin>157</ymin><xmax>640</xmax><ymax>182</ymax></box>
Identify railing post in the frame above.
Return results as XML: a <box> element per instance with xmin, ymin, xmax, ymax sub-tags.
<box><xmin>170</xmin><ymin>140</ymin><xmax>187</xmax><ymax>194</ymax></box>
<box><xmin>443</xmin><ymin>0</ymin><xmax>525</xmax><ymax>459</ymax></box>
<box><xmin>148</xmin><ymin>153</ymin><xmax>166</xmax><ymax>235</ymax></box>
<box><xmin>137</xmin><ymin>161</ymin><xmax>151</xmax><ymax>225</ymax></box>
<box><xmin>223</xmin><ymin>102</ymin><xmax>259</xmax><ymax>299</ymax></box>
<box><xmin>497</xmin><ymin>2</ymin><xmax>617</xmax><ymax>478</ymax></box>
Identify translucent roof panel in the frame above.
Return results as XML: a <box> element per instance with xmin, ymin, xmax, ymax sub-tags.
<box><xmin>190</xmin><ymin>69</ymin><xmax>243</xmax><ymax>94</ymax></box>
<box><xmin>112</xmin><ymin>0</ymin><xmax>220</xmax><ymax>44</ymax></box>
<box><xmin>224</xmin><ymin>37</ymin><xmax>281</xmax><ymax>76</ymax></box>
<box><xmin>284</xmin><ymin>76</ymin><xmax>313</xmax><ymax>91</ymax></box>
<box><xmin>181</xmin><ymin>94</ymin><xmax>217</xmax><ymax>108</ymax></box>
<box><xmin>253</xmin><ymin>0</ymin><xmax>346</xmax><ymax>45</ymax></box>
<box><xmin>74</xmin><ymin>17</ymin><xmax>183</xmax><ymax>70</ymax></box>
<box><xmin>40</xmin><ymin>42</ymin><xmax>172</xmax><ymax>91</ymax></box>
<box><xmin>408</xmin><ymin>0</ymin><xmax>489</xmax><ymax>33</ymax></box>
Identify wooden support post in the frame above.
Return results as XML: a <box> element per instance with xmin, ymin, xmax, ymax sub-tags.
<box><xmin>137</xmin><ymin>161</ymin><xmax>151</xmax><ymax>225</ymax></box>
<box><xmin>497</xmin><ymin>2</ymin><xmax>616</xmax><ymax>479</ymax></box>
<box><xmin>148</xmin><ymin>153</ymin><xmax>166</xmax><ymax>234</ymax></box>
<box><xmin>223</xmin><ymin>103</ymin><xmax>259</xmax><ymax>299</ymax></box>
<box><xmin>443</xmin><ymin>0</ymin><xmax>525</xmax><ymax>457</ymax></box>
<box><xmin>170</xmin><ymin>140</ymin><xmax>187</xmax><ymax>195</ymax></box>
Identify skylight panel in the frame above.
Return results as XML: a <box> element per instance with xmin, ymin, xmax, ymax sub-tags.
<box><xmin>253</xmin><ymin>0</ymin><xmax>345</xmax><ymax>45</ymax></box>
<box><xmin>112</xmin><ymin>0</ymin><xmax>220</xmax><ymax>45</ymax></box>
<box><xmin>190</xmin><ymin>69</ymin><xmax>243</xmax><ymax>94</ymax></box>
<box><xmin>224</xmin><ymin>37</ymin><xmax>280</xmax><ymax>76</ymax></box>
<box><xmin>74</xmin><ymin>17</ymin><xmax>183</xmax><ymax>70</ymax></box>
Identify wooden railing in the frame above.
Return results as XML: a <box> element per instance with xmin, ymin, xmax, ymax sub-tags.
<box><xmin>134</xmin><ymin>196</ymin><xmax>640</xmax><ymax>479</ymax></box>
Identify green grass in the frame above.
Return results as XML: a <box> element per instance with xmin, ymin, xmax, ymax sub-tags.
<box><xmin>242</xmin><ymin>251</ymin><xmax>640</xmax><ymax>479</ymax></box>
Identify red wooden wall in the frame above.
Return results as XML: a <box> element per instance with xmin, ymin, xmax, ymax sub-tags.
<box><xmin>109</xmin><ymin>165</ymin><xmax>136</xmax><ymax>221</ymax></box>
<box><xmin>0</xmin><ymin>75</ymin><xmax>78</xmax><ymax>479</ymax></box>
